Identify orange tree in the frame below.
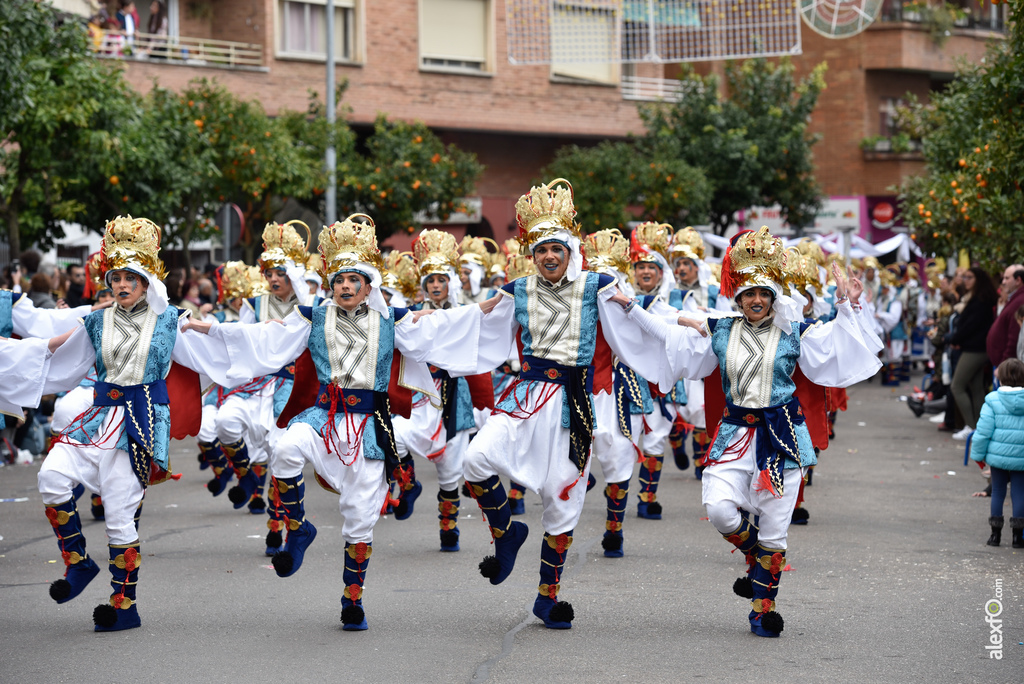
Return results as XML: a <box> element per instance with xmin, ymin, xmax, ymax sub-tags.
<box><xmin>0</xmin><ymin>0</ymin><xmax>137</xmax><ymax>256</ymax></box>
<box><xmin>540</xmin><ymin>140</ymin><xmax>711</xmax><ymax>232</ymax></box>
<box><xmin>322</xmin><ymin>114</ymin><xmax>482</xmax><ymax>240</ymax></box>
<box><xmin>898</xmin><ymin>2</ymin><xmax>1024</xmax><ymax>270</ymax></box>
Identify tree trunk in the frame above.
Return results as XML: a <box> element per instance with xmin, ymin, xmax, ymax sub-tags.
<box><xmin>6</xmin><ymin>209</ymin><xmax>20</xmax><ymax>261</ymax></box>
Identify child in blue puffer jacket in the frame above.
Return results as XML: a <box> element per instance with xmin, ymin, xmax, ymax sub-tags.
<box><xmin>970</xmin><ymin>358</ymin><xmax>1024</xmax><ymax>548</ymax></box>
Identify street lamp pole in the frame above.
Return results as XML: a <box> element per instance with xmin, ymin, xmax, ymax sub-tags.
<box><xmin>325</xmin><ymin>0</ymin><xmax>337</xmax><ymax>226</ymax></box>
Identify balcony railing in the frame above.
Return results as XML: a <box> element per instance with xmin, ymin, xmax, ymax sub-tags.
<box><xmin>621</xmin><ymin>75</ymin><xmax>684</xmax><ymax>103</ymax></box>
<box><xmin>90</xmin><ymin>29</ymin><xmax>264</xmax><ymax>69</ymax></box>
<box><xmin>878</xmin><ymin>0</ymin><xmax>1007</xmax><ymax>33</ymax></box>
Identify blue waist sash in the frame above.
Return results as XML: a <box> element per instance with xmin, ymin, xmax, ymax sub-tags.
<box><xmin>93</xmin><ymin>379</ymin><xmax>169</xmax><ymax>487</ymax></box>
<box><xmin>313</xmin><ymin>383</ymin><xmax>400</xmax><ymax>481</ymax></box>
<box><xmin>519</xmin><ymin>355</ymin><xmax>594</xmax><ymax>473</ymax></box>
<box><xmin>721</xmin><ymin>398</ymin><xmax>805</xmax><ymax>497</ymax></box>
<box><xmin>613</xmin><ymin>361</ymin><xmax>644</xmax><ymax>440</ymax></box>
<box><xmin>273</xmin><ymin>361</ymin><xmax>297</xmax><ymax>380</ymax></box>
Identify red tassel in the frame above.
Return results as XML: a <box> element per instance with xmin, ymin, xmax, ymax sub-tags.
<box><xmin>754</xmin><ymin>468</ymin><xmax>778</xmax><ymax>498</ymax></box>
<box><xmin>559</xmin><ymin>472</ymin><xmax>584</xmax><ymax>501</ymax></box>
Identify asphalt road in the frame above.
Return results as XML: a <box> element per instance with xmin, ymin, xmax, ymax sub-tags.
<box><xmin>1</xmin><ymin>375</ymin><xmax>1021</xmax><ymax>683</ymax></box>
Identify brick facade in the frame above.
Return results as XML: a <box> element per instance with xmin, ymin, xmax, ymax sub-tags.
<box><xmin>107</xmin><ymin>1</ymin><xmax>1002</xmax><ymax>240</ymax></box>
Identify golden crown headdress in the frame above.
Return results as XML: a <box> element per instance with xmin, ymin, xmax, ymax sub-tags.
<box><xmin>583</xmin><ymin>229</ymin><xmax>630</xmax><ymax>275</ymax></box>
<box><xmin>247</xmin><ymin>266</ymin><xmax>269</xmax><ymax>297</ymax></box>
<box><xmin>459</xmin><ymin>236</ymin><xmax>500</xmax><ymax>268</ymax></box>
<box><xmin>708</xmin><ymin>263</ymin><xmax>722</xmax><ymax>286</ymax></box>
<box><xmin>719</xmin><ymin>227</ymin><xmax>787</xmax><ymax>299</ymax></box>
<box><xmin>880</xmin><ymin>266</ymin><xmax>900</xmax><ymax>287</ymax></box>
<box><xmin>317</xmin><ymin>214</ymin><xmax>385</xmax><ymax>283</ymax></box>
<box><xmin>381</xmin><ymin>251</ymin><xmax>419</xmax><ymax>300</ymax></box>
<box><xmin>796</xmin><ymin>238</ymin><xmax>826</xmax><ymax>267</ymax></box>
<box><xmin>863</xmin><ymin>255</ymin><xmax>882</xmax><ymax>271</ymax></box>
<box><xmin>217</xmin><ymin>261</ymin><xmax>254</xmax><ymax>303</ymax></box>
<box><xmin>260</xmin><ymin>220</ymin><xmax>311</xmax><ymax>271</ymax></box>
<box><xmin>413</xmin><ymin>229</ymin><xmax>460</xmax><ymax>280</ymax></box>
<box><xmin>670</xmin><ymin>226</ymin><xmax>705</xmax><ymax>262</ymax></box>
<box><xmin>782</xmin><ymin>247</ymin><xmax>807</xmax><ymax>291</ymax></box>
<box><xmin>801</xmin><ymin>252</ymin><xmax>824</xmax><ymax>290</ymax></box>
<box><xmin>515</xmin><ymin>178</ymin><xmax>580</xmax><ymax>250</ymax></box>
<box><xmin>306</xmin><ymin>253</ymin><xmax>323</xmax><ymax>275</ymax></box>
<box><xmin>504</xmin><ymin>237</ymin><xmax>526</xmax><ymax>256</ymax></box>
<box><xmin>630</xmin><ymin>222</ymin><xmax>673</xmax><ymax>264</ymax></box>
<box><xmin>487</xmin><ymin>250</ymin><xmax>508</xmax><ymax>279</ymax></box>
<box><xmin>506</xmin><ymin>254</ymin><xmax>537</xmax><ymax>282</ymax></box>
<box><xmin>101</xmin><ymin>215</ymin><xmax>167</xmax><ymax>280</ymax></box>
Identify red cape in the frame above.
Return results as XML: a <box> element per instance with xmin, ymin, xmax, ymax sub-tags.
<box><xmin>704</xmin><ymin>365</ymin><xmax>829</xmax><ymax>452</ymax></box>
<box><xmin>167</xmin><ymin>362</ymin><xmax>202</xmax><ymax>439</ymax></box>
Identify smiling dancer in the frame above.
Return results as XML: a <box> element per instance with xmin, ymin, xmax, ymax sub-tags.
<box><xmin>38</xmin><ymin>215</ymin><xmax>236</xmax><ymax>632</ymax></box>
<box><xmin>460</xmin><ymin>179</ymin><xmax>676</xmax><ymax>630</ymax></box>
<box><xmin>231</xmin><ymin>223</ymin><xmax>324</xmax><ymax>556</ymax></box>
<box><xmin>622</xmin><ymin>227</ymin><xmax>881</xmax><ymax>638</ymax></box>
<box><xmin>389</xmin><ymin>230</ymin><xmax>494</xmax><ymax>551</ymax></box>
<box><xmin>183</xmin><ymin>214</ymin><xmax>498</xmax><ymax>630</ymax></box>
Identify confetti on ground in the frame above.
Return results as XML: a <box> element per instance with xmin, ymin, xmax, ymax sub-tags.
<box><xmin>165</xmin><ymin>504</ymin><xmax>178</xmax><ymax>508</ymax></box>
<box><xmin>947</xmin><ymin>471</ymin><xmax>956</xmax><ymax>475</ymax></box>
<box><xmin>857</xmin><ymin>422</ymin><xmax>867</xmax><ymax>426</ymax></box>
<box><xmin>0</xmin><ymin>498</ymin><xmax>30</xmax><ymax>503</ymax></box>
<box><xmin>920</xmin><ymin>461</ymin><xmax>930</xmax><ymax>465</ymax></box>
<box><xmin>782</xmin><ymin>564</ymin><xmax>793</xmax><ymax>571</ymax></box>
<box><xmin>246</xmin><ymin>535</ymin><xmax>261</xmax><ymax>539</ymax></box>
<box><xmin>699</xmin><ymin>516</ymin><xmax>709</xmax><ymax>521</ymax></box>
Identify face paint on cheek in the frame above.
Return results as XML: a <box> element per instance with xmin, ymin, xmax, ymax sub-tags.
<box><xmin>352</xmin><ymin>280</ymin><xmax>362</xmax><ymax>294</ymax></box>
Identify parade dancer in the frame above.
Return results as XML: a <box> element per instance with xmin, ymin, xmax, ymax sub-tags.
<box><xmin>390</xmin><ymin>230</ymin><xmax>494</xmax><ymax>551</ymax></box>
<box><xmin>380</xmin><ymin>250</ymin><xmax>418</xmax><ymax>308</ymax></box>
<box><xmin>875</xmin><ymin>267</ymin><xmax>907</xmax><ymax>386</ymax></box>
<box><xmin>458</xmin><ymin>236</ymin><xmax>500</xmax><ymax>306</ymax></box>
<box><xmin>630</xmin><ymin>222</ymin><xmax>690</xmax><ymax>519</ymax></box>
<box><xmin>623</xmin><ymin>227</ymin><xmax>881</xmax><ymax>638</ymax></box>
<box><xmin>184</xmin><ymin>215</ymin><xmax>495</xmax><ymax>630</ymax></box>
<box><xmin>39</xmin><ymin>215</ymin><xmax>236</xmax><ymax>632</ymax></box>
<box><xmin>461</xmin><ymin>179</ymin><xmax>672</xmax><ymax>630</ymax></box>
<box><xmin>194</xmin><ymin>262</ymin><xmax>261</xmax><ymax>502</ymax></box>
<box><xmin>669</xmin><ymin>226</ymin><xmax>722</xmax><ymax>479</ymax></box>
<box><xmin>582</xmin><ymin>230</ymin><xmax>652</xmax><ymax>557</ymax></box>
<box><xmin>230</xmin><ymin>223</ymin><xmax>324</xmax><ymax>555</ymax></box>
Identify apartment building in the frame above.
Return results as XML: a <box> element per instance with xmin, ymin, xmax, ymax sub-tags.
<box><xmin>55</xmin><ymin>0</ymin><xmax>1008</xmax><ymax>249</ymax></box>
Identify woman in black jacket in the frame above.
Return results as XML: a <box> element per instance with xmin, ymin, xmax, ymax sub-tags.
<box><xmin>949</xmin><ymin>267</ymin><xmax>998</xmax><ymax>438</ymax></box>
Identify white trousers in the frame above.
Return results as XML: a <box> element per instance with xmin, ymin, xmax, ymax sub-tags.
<box><xmin>640</xmin><ymin>402</ymin><xmax>679</xmax><ymax>457</ymax></box>
<box><xmin>591</xmin><ymin>392</ymin><xmax>641</xmax><ymax>484</ymax></box>
<box><xmin>393</xmin><ymin>397</ymin><xmax>469</xmax><ymax>490</ymax></box>
<box><xmin>197</xmin><ymin>403</ymin><xmax>219</xmax><ymax>443</ymax></box>
<box><xmin>701</xmin><ymin>426</ymin><xmax>803</xmax><ymax>550</ymax></box>
<box><xmin>216</xmin><ymin>391</ymin><xmax>273</xmax><ymax>465</ymax></box>
<box><xmin>50</xmin><ymin>386</ymin><xmax>95</xmax><ymax>434</ymax></box>
<box><xmin>464</xmin><ymin>387</ymin><xmax>590</xmax><ymax>535</ymax></box>
<box><xmin>39</xmin><ymin>436</ymin><xmax>143</xmax><ymax>545</ymax></box>
<box><xmin>272</xmin><ymin>422</ymin><xmax>388</xmax><ymax>544</ymax></box>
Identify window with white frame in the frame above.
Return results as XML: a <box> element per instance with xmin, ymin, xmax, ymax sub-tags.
<box><xmin>550</xmin><ymin>2</ymin><xmax>618</xmax><ymax>84</ymax></box>
<box><xmin>419</xmin><ymin>0</ymin><xmax>490</xmax><ymax>72</ymax></box>
<box><xmin>278</xmin><ymin>0</ymin><xmax>358</xmax><ymax>61</ymax></box>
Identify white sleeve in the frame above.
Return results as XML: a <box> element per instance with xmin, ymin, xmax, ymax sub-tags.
<box><xmin>599</xmin><ymin>292</ymin><xmax>718</xmax><ymax>393</ymax></box>
<box><xmin>171</xmin><ymin>323</ymin><xmax>238</xmax><ymax>388</ymax></box>
<box><xmin>11</xmin><ymin>298</ymin><xmax>91</xmax><ymax>338</ymax></box>
<box><xmin>42</xmin><ymin>325</ymin><xmax>96</xmax><ymax>396</ymax></box>
<box><xmin>208</xmin><ymin>311</ymin><xmax>311</xmax><ymax>386</ymax></box>
<box><xmin>239</xmin><ymin>301</ymin><xmax>257</xmax><ymax>324</ymax></box>
<box><xmin>398</xmin><ymin>297</ymin><xmax>517</xmax><ymax>377</ymax></box>
<box><xmin>799</xmin><ymin>302</ymin><xmax>883</xmax><ymax>387</ymax></box>
<box><xmin>854</xmin><ymin>305</ymin><xmax>885</xmax><ymax>354</ymax></box>
<box><xmin>394</xmin><ymin>304</ymin><xmax>489</xmax><ymax>376</ymax></box>
<box><xmin>0</xmin><ymin>337</ymin><xmax>54</xmax><ymax>415</ymax></box>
